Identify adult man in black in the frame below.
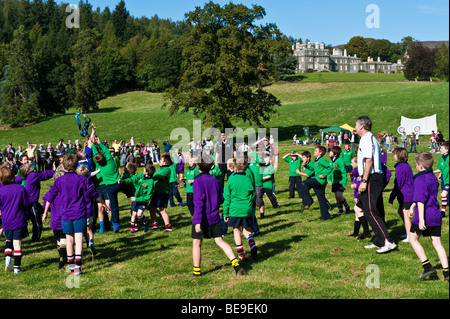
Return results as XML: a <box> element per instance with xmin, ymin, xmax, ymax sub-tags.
<box><xmin>214</xmin><ymin>131</ymin><xmax>236</xmax><ymax>192</ymax></box>
<box><xmin>356</xmin><ymin>116</ymin><xmax>396</xmax><ymax>254</ymax></box>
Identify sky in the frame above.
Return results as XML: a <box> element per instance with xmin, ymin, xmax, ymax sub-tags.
<box><xmin>78</xmin><ymin>0</ymin><xmax>449</xmax><ymax>46</ymax></box>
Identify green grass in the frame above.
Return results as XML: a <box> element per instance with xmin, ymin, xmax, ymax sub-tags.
<box><xmin>0</xmin><ymin>72</ymin><xmax>448</xmax><ymax>300</ymax></box>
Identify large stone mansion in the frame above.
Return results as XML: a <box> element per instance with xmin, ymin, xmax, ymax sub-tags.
<box><xmin>292</xmin><ymin>42</ymin><xmax>404</xmax><ymax>74</ymax></box>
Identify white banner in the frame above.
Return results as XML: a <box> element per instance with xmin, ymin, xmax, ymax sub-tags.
<box><xmin>400</xmin><ymin>114</ymin><xmax>437</xmax><ymax>135</ymax></box>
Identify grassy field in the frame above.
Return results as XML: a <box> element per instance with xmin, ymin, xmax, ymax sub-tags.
<box><xmin>0</xmin><ymin>73</ymin><xmax>448</xmax><ymax>301</ymax></box>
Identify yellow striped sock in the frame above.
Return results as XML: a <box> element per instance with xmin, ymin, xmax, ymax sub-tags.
<box><xmin>193</xmin><ymin>267</ymin><xmax>201</xmax><ymax>276</ymax></box>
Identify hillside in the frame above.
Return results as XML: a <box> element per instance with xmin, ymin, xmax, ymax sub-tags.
<box><xmin>0</xmin><ymin>73</ymin><xmax>448</xmax><ymax>148</ymax></box>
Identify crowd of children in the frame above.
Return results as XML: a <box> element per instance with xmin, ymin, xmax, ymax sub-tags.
<box><xmin>0</xmin><ymin>123</ymin><xmax>448</xmax><ymax>281</ymax></box>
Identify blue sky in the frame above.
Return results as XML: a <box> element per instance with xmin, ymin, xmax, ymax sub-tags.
<box><xmin>79</xmin><ymin>0</ymin><xmax>449</xmax><ymax>45</ymax></box>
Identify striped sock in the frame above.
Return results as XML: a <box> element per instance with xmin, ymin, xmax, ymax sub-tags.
<box><xmin>441</xmin><ymin>195</ymin><xmax>447</xmax><ymax>212</ymax></box>
<box><xmin>231</xmin><ymin>258</ymin><xmax>240</xmax><ymax>267</ymax></box>
<box><xmin>14</xmin><ymin>250</ymin><xmax>22</xmax><ymax>271</ymax></box>
<box><xmin>193</xmin><ymin>266</ymin><xmax>201</xmax><ymax>276</ymax></box>
<box><xmin>165</xmin><ymin>224</ymin><xmax>172</xmax><ymax>231</ymax></box>
<box><xmin>74</xmin><ymin>255</ymin><xmax>82</xmax><ymax>275</ymax></box>
<box><xmin>247</xmin><ymin>236</ymin><xmax>256</xmax><ymax>250</ymax></box>
<box><xmin>344</xmin><ymin>200</ymin><xmax>350</xmax><ymax>210</ymax></box>
<box><xmin>5</xmin><ymin>240</ymin><xmax>12</xmax><ymax>270</ymax></box>
<box><xmin>236</xmin><ymin>245</ymin><xmax>244</xmax><ymax>259</ymax></box>
<box><xmin>337</xmin><ymin>203</ymin><xmax>344</xmax><ymax>214</ymax></box>
<box><xmin>67</xmin><ymin>255</ymin><xmax>75</xmax><ymax>273</ymax></box>
<box><xmin>422</xmin><ymin>259</ymin><xmax>432</xmax><ymax>270</ymax></box>
<box><xmin>130</xmin><ymin>222</ymin><xmax>136</xmax><ymax>232</ymax></box>
<box><xmin>138</xmin><ymin>214</ymin><xmax>148</xmax><ymax>225</ymax></box>
<box><xmin>153</xmin><ymin>221</ymin><xmax>158</xmax><ymax>230</ymax></box>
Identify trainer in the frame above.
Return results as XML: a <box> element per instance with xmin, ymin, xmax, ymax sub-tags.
<box><xmin>356</xmin><ymin>116</ymin><xmax>397</xmax><ymax>254</ymax></box>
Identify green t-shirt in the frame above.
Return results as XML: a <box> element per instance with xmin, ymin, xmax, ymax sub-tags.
<box><xmin>123</xmin><ymin>173</ymin><xmax>154</xmax><ymax>203</ymax></box>
<box><xmin>341</xmin><ymin>149</ymin><xmax>355</xmax><ymax>166</ymax></box>
<box><xmin>223</xmin><ymin>173</ymin><xmax>255</xmax><ymax>218</ymax></box>
<box><xmin>153</xmin><ymin>165</ymin><xmax>171</xmax><ymax>194</ymax></box>
<box><xmin>185</xmin><ymin>165</ymin><xmax>199</xmax><ymax>194</ymax></box>
<box><xmin>283</xmin><ymin>157</ymin><xmax>302</xmax><ymax>177</ymax></box>
<box><xmin>328</xmin><ymin>157</ymin><xmax>347</xmax><ymax>187</ymax></box>
<box><xmin>92</xmin><ymin>143</ymin><xmax>121</xmax><ymax>186</ymax></box>
<box><xmin>313</xmin><ymin>156</ymin><xmax>332</xmax><ymax>186</ymax></box>
<box><xmin>262</xmin><ymin>164</ymin><xmax>275</xmax><ymax>189</ymax></box>
<box><xmin>437</xmin><ymin>154</ymin><xmax>449</xmax><ymax>185</ymax></box>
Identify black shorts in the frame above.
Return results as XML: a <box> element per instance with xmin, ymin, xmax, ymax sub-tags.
<box><xmin>410</xmin><ymin>224</ymin><xmax>441</xmax><ymax>237</ymax></box>
<box><xmin>399</xmin><ymin>201</ymin><xmax>413</xmax><ymax>210</ymax></box>
<box><xmin>332</xmin><ymin>184</ymin><xmax>345</xmax><ymax>193</ymax></box>
<box><xmin>191</xmin><ymin>222</ymin><xmax>222</xmax><ymax>239</ymax></box>
<box><xmin>227</xmin><ymin>216</ymin><xmax>253</xmax><ymax>229</ymax></box>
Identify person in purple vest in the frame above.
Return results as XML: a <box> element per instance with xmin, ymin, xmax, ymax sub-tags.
<box><xmin>20</xmin><ymin>161</ymin><xmax>55</xmax><ymax>241</ymax></box>
<box><xmin>191</xmin><ymin>158</ymin><xmax>245</xmax><ymax>277</ymax></box>
<box><xmin>409</xmin><ymin>152</ymin><xmax>448</xmax><ymax>281</ymax></box>
<box><xmin>0</xmin><ymin>165</ymin><xmax>31</xmax><ymax>273</ymax></box>
<box><xmin>44</xmin><ymin>154</ymin><xmax>109</xmax><ymax>275</ymax></box>
<box><xmin>389</xmin><ymin>147</ymin><xmax>414</xmax><ymax>243</ymax></box>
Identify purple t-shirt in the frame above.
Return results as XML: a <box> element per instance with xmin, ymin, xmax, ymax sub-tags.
<box><xmin>351</xmin><ymin>168</ymin><xmax>361</xmax><ymax>199</ymax></box>
<box><xmin>392</xmin><ymin>162</ymin><xmax>414</xmax><ymax>203</ymax></box>
<box><xmin>45</xmin><ymin>172</ymin><xmax>99</xmax><ymax>221</ymax></box>
<box><xmin>43</xmin><ymin>186</ymin><xmax>63</xmax><ymax>231</ymax></box>
<box><xmin>24</xmin><ymin>170</ymin><xmax>54</xmax><ymax>203</ymax></box>
<box><xmin>192</xmin><ymin>173</ymin><xmax>224</xmax><ymax>226</ymax></box>
<box><xmin>412</xmin><ymin>169</ymin><xmax>441</xmax><ymax>227</ymax></box>
<box><xmin>0</xmin><ymin>184</ymin><xmax>31</xmax><ymax>230</ymax></box>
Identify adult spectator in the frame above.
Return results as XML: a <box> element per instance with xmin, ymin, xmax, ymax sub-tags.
<box><xmin>215</xmin><ymin>131</ymin><xmax>236</xmax><ymax>192</ymax></box>
<box><xmin>356</xmin><ymin>115</ymin><xmax>397</xmax><ymax>254</ymax></box>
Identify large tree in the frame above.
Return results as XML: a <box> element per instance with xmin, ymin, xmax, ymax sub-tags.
<box><xmin>403</xmin><ymin>42</ymin><xmax>436</xmax><ymax>81</ymax></box>
<box><xmin>0</xmin><ymin>25</ymin><xmax>41</xmax><ymax>126</ymax></box>
<box><xmin>163</xmin><ymin>1</ymin><xmax>288</xmax><ymax>130</ymax></box>
<box><xmin>434</xmin><ymin>43</ymin><xmax>449</xmax><ymax>82</ymax></box>
<box><xmin>71</xmin><ymin>29</ymin><xmax>102</xmax><ymax>113</ymax></box>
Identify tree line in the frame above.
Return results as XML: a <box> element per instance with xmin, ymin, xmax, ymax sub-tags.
<box><xmin>0</xmin><ymin>1</ymin><xmax>447</xmax><ymax>128</ymax></box>
<box><xmin>342</xmin><ymin>36</ymin><xmax>449</xmax><ymax>81</ymax></box>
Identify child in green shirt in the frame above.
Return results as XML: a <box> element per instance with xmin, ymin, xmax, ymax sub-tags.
<box><xmin>328</xmin><ymin>146</ymin><xmax>350</xmax><ymax>215</ymax></box>
<box><xmin>120</xmin><ymin>164</ymin><xmax>155</xmax><ymax>233</ymax></box>
<box><xmin>300</xmin><ymin>146</ymin><xmax>332</xmax><ymax>221</ymax></box>
<box><xmin>223</xmin><ymin>162</ymin><xmax>258</xmax><ymax>259</ymax></box>
<box><xmin>149</xmin><ymin>154</ymin><xmax>173</xmax><ymax>231</ymax></box>
<box><xmin>434</xmin><ymin>142</ymin><xmax>449</xmax><ymax>217</ymax></box>
<box><xmin>283</xmin><ymin>151</ymin><xmax>303</xmax><ymax>199</ymax></box>
<box><xmin>261</xmin><ymin>156</ymin><xmax>280</xmax><ymax>211</ymax></box>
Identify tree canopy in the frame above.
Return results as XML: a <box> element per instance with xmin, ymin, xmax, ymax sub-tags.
<box><xmin>163</xmin><ymin>1</ymin><xmax>292</xmax><ymax>130</ymax></box>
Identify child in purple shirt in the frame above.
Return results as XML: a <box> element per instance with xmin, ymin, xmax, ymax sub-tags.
<box><xmin>349</xmin><ymin>157</ymin><xmax>371</xmax><ymax>239</ymax></box>
<box><xmin>408</xmin><ymin>152</ymin><xmax>448</xmax><ymax>281</ymax></box>
<box><xmin>389</xmin><ymin>148</ymin><xmax>414</xmax><ymax>243</ymax></box>
<box><xmin>20</xmin><ymin>162</ymin><xmax>55</xmax><ymax>241</ymax></box>
<box><xmin>0</xmin><ymin>166</ymin><xmax>31</xmax><ymax>273</ymax></box>
<box><xmin>42</xmin><ymin>170</ymin><xmax>67</xmax><ymax>270</ymax></box>
<box><xmin>44</xmin><ymin>154</ymin><xmax>108</xmax><ymax>275</ymax></box>
<box><xmin>191</xmin><ymin>158</ymin><xmax>244</xmax><ymax>277</ymax></box>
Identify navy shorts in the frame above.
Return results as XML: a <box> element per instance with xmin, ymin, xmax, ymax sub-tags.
<box><xmin>149</xmin><ymin>192</ymin><xmax>169</xmax><ymax>208</ymax></box>
<box><xmin>227</xmin><ymin>216</ymin><xmax>253</xmax><ymax>229</ymax></box>
<box><xmin>4</xmin><ymin>226</ymin><xmax>29</xmax><ymax>241</ymax></box>
<box><xmin>131</xmin><ymin>201</ymin><xmax>148</xmax><ymax>212</ymax></box>
<box><xmin>62</xmin><ymin>218</ymin><xmax>87</xmax><ymax>234</ymax></box>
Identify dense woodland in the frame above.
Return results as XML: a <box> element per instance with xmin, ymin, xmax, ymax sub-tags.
<box><xmin>0</xmin><ymin>0</ymin><xmax>448</xmax><ymax>127</ymax></box>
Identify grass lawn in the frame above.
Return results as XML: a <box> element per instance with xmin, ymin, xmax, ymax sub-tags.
<box><xmin>0</xmin><ymin>73</ymin><xmax>448</xmax><ymax>301</ymax></box>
